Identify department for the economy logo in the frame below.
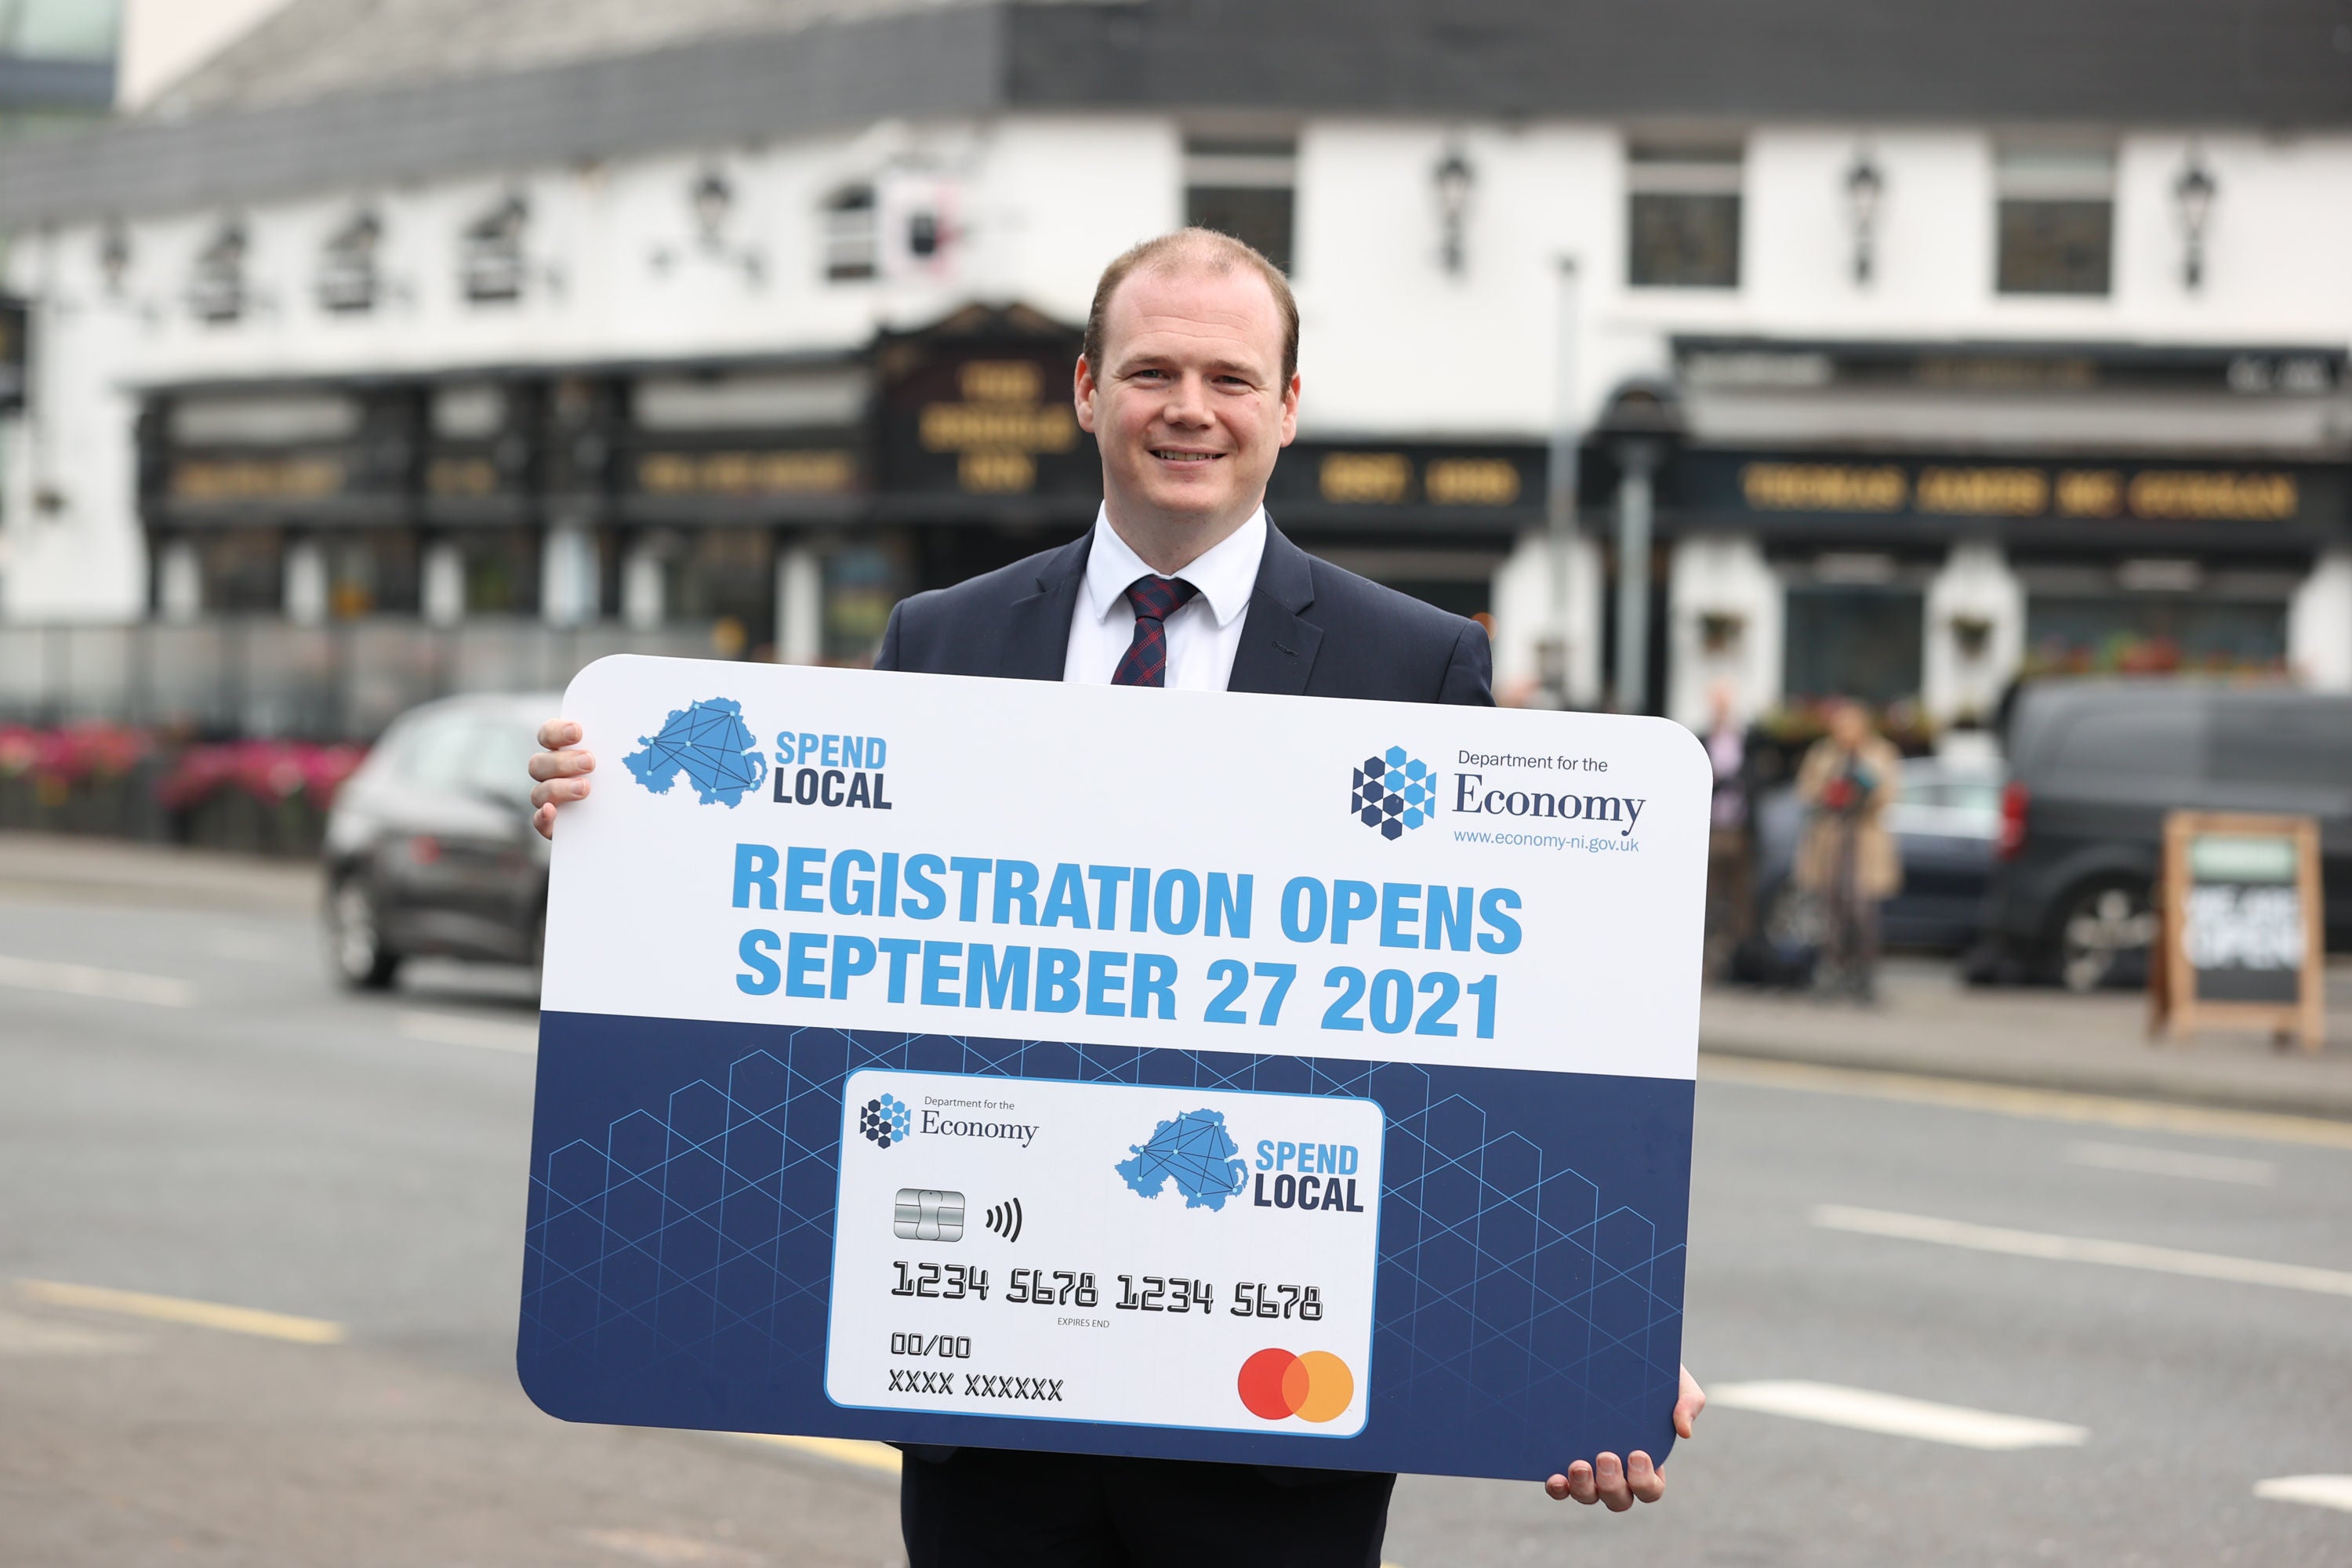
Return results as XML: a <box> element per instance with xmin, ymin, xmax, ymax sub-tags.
<box><xmin>859</xmin><ymin>1094</ymin><xmax>913</xmax><ymax>1149</ymax></box>
<box><xmin>1351</xmin><ymin>745</ymin><xmax>1436</xmax><ymax>840</ymax></box>
<box><xmin>622</xmin><ymin>696</ymin><xmax>766</xmax><ymax>807</ymax></box>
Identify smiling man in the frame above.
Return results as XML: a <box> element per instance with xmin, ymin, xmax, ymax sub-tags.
<box><xmin>865</xmin><ymin>227</ymin><xmax>1493</xmax><ymax>701</ymax></box>
<box><xmin>528</xmin><ymin>227</ymin><xmax>1700</xmax><ymax>1566</ymax></box>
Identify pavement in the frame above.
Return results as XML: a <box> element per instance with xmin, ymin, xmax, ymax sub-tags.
<box><xmin>4</xmin><ymin>830</ymin><xmax>2350</xmax><ymax>1565</ymax></box>
<box><xmin>1700</xmin><ymin>951</ymin><xmax>2352</xmax><ymax>1123</ymax></box>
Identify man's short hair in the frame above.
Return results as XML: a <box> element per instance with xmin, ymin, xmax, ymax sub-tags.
<box><xmin>1082</xmin><ymin>227</ymin><xmax>1300</xmax><ymax>385</ymax></box>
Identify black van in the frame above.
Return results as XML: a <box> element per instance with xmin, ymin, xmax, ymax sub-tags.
<box><xmin>1979</xmin><ymin>681</ymin><xmax>2352</xmax><ymax>991</ymax></box>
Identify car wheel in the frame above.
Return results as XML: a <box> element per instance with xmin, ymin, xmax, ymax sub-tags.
<box><xmin>2054</xmin><ymin>879</ymin><xmax>2154</xmax><ymax>993</ymax></box>
<box><xmin>327</xmin><ymin>877</ymin><xmax>402</xmax><ymax>991</ymax></box>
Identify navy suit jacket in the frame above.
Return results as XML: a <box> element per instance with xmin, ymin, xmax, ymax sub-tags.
<box><xmin>873</xmin><ymin>517</ymin><xmax>1487</xmax><ymax>1485</ymax></box>
<box><xmin>874</xmin><ymin>518</ymin><xmax>1494</xmax><ymax>707</ymax></box>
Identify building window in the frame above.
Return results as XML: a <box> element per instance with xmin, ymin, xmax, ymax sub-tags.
<box><xmin>1627</xmin><ymin>143</ymin><xmax>1743</xmax><ymax>289</ymax></box>
<box><xmin>1996</xmin><ymin>145</ymin><xmax>2114</xmax><ymax>296</ymax></box>
<box><xmin>1183</xmin><ymin>136</ymin><xmax>1296</xmax><ymax>274</ymax></box>
<box><xmin>460</xmin><ymin>194</ymin><xmax>530</xmax><ymax>303</ymax></box>
<box><xmin>824</xmin><ymin>185</ymin><xmax>877</xmax><ymax>281</ymax></box>
<box><xmin>191</xmin><ymin>528</ymin><xmax>284</xmax><ymax>612</ymax></box>
<box><xmin>317</xmin><ymin>209</ymin><xmax>382</xmax><ymax>314</ymax></box>
<box><xmin>187</xmin><ymin>219</ymin><xmax>247</xmax><ymax>324</ymax></box>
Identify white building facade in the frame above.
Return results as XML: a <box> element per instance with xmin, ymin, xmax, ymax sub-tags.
<box><xmin>2</xmin><ymin>0</ymin><xmax>2347</xmax><ymax>736</ymax></box>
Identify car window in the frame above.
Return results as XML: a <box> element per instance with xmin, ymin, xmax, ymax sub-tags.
<box><xmin>2210</xmin><ymin>703</ymin><xmax>2352</xmax><ymax>789</ymax></box>
<box><xmin>2049</xmin><ymin>708</ymin><xmax>2204</xmax><ymax>782</ymax></box>
<box><xmin>1899</xmin><ymin>766</ymin><xmax>1947</xmax><ymax>808</ymax></box>
<box><xmin>463</xmin><ymin>720</ymin><xmax>541</xmax><ymax>804</ymax></box>
<box><xmin>1942</xmin><ymin>779</ymin><xmax>2003</xmax><ymax>813</ymax></box>
<box><xmin>399</xmin><ymin>714</ymin><xmax>480</xmax><ymax>789</ymax></box>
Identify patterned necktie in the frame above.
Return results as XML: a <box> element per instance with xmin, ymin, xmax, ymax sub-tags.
<box><xmin>1111</xmin><ymin>575</ymin><xmax>1200</xmax><ymax>688</ymax></box>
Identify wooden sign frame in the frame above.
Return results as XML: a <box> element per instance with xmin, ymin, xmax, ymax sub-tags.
<box><xmin>2149</xmin><ymin>811</ymin><xmax>2325</xmax><ymax>1053</ymax></box>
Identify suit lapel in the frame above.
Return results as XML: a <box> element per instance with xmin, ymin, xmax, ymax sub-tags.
<box><xmin>1226</xmin><ymin>521</ymin><xmax>1323</xmax><ymax>696</ymax></box>
<box><xmin>996</xmin><ymin>531</ymin><xmax>1091</xmax><ymax>681</ymax></box>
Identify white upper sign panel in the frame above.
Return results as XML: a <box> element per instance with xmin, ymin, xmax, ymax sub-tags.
<box><xmin>543</xmin><ymin>657</ymin><xmax>1709</xmax><ymax>1083</ymax></box>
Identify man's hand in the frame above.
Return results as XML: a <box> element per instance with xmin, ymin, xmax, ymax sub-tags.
<box><xmin>527</xmin><ymin>720</ymin><xmax>593</xmax><ymax>840</ymax></box>
<box><xmin>1545</xmin><ymin>1363</ymin><xmax>1704</xmax><ymax>1510</ymax></box>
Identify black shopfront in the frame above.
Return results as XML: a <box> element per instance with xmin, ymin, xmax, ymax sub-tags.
<box><xmin>139</xmin><ymin>307</ymin><xmax>1547</xmax><ymax>660</ymax></box>
<box><xmin>1624</xmin><ymin>339</ymin><xmax>2352</xmax><ymax>711</ymax></box>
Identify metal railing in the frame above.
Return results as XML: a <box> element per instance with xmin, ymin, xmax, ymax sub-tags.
<box><xmin>0</xmin><ymin>618</ymin><xmax>731</xmax><ymax>740</ymax></box>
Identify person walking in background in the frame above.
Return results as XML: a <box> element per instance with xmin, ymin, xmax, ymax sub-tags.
<box><xmin>1794</xmin><ymin>699</ymin><xmax>1901</xmax><ymax>1003</ymax></box>
<box><xmin>1701</xmin><ymin>683</ymin><xmax>1752</xmax><ymax>976</ymax></box>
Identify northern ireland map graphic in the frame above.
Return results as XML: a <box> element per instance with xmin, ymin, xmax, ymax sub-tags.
<box><xmin>1116</xmin><ymin>1108</ymin><xmax>1248</xmax><ymax>1210</ymax></box>
<box><xmin>622</xmin><ymin>698</ymin><xmax>767</xmax><ymax>807</ymax></box>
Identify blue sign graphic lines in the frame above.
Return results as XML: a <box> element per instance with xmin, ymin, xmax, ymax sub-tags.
<box><xmin>1116</xmin><ymin>1108</ymin><xmax>1249</xmax><ymax>1210</ymax></box>
<box><xmin>623</xmin><ymin>697</ymin><xmax>767</xmax><ymax>806</ymax></box>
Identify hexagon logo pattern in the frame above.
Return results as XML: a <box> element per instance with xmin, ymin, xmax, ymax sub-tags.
<box><xmin>1352</xmin><ymin>745</ymin><xmax>1437</xmax><ymax>840</ymax></box>
<box><xmin>858</xmin><ymin>1093</ymin><xmax>911</xmax><ymax>1149</ymax></box>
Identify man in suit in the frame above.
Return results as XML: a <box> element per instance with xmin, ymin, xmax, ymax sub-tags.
<box><xmin>530</xmin><ymin>227</ymin><xmax>1701</xmax><ymax>1566</ymax></box>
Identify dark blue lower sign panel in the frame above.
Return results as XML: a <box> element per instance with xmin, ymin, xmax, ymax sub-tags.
<box><xmin>517</xmin><ymin>1011</ymin><xmax>1691</xmax><ymax>1481</ymax></box>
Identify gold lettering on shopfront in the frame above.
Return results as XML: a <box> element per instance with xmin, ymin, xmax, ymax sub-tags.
<box><xmin>1738</xmin><ymin>463</ymin><xmax>1907</xmax><ymax>512</ymax></box>
<box><xmin>1319</xmin><ymin>452</ymin><xmax>1414</xmax><ymax>504</ymax></box>
<box><xmin>637</xmin><ymin>450</ymin><xmax>857</xmax><ymax>495</ymax></box>
<box><xmin>171</xmin><ymin>456</ymin><xmax>347</xmax><ymax>501</ymax></box>
<box><xmin>1425</xmin><ymin>457</ymin><xmax>1521</xmax><ymax>506</ymax></box>
<box><xmin>918</xmin><ymin>360</ymin><xmax>1077</xmax><ymax>494</ymax></box>
<box><xmin>1915</xmin><ymin>466</ymin><xmax>2049</xmax><ymax>515</ymax></box>
<box><xmin>2055</xmin><ymin>470</ymin><xmax>2123</xmax><ymax>517</ymax></box>
<box><xmin>2125</xmin><ymin>470</ymin><xmax>2298</xmax><ymax>522</ymax></box>
<box><xmin>428</xmin><ymin>456</ymin><xmax>499</xmax><ymax>496</ymax></box>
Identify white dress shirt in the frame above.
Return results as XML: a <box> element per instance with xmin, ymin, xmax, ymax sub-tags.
<box><xmin>1061</xmin><ymin>504</ymin><xmax>1268</xmax><ymax>691</ymax></box>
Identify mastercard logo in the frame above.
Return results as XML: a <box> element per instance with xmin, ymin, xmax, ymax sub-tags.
<box><xmin>1236</xmin><ymin>1348</ymin><xmax>1355</xmax><ymax>1423</ymax></box>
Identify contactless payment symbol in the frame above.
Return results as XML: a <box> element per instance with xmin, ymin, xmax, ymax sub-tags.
<box><xmin>1352</xmin><ymin>745</ymin><xmax>1435</xmax><ymax>840</ymax></box>
<box><xmin>859</xmin><ymin>1094</ymin><xmax>911</xmax><ymax>1149</ymax></box>
<box><xmin>1236</xmin><ymin>1348</ymin><xmax>1356</xmax><ymax>1424</ymax></box>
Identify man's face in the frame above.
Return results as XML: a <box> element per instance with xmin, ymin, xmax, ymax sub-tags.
<box><xmin>1075</xmin><ymin>263</ymin><xmax>1299</xmax><ymax>539</ymax></box>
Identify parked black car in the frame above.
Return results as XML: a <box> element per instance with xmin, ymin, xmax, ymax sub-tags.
<box><xmin>1749</xmin><ymin>753</ymin><xmax>2005</xmax><ymax>961</ymax></box>
<box><xmin>321</xmin><ymin>693</ymin><xmax>556</xmax><ymax>989</ymax></box>
<box><xmin>1977</xmin><ymin>680</ymin><xmax>2352</xmax><ymax>992</ymax></box>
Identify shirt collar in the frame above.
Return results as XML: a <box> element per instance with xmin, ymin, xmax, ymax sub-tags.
<box><xmin>1082</xmin><ymin>504</ymin><xmax>1267</xmax><ymax>630</ymax></box>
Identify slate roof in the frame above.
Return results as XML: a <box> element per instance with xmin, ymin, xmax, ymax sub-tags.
<box><xmin>5</xmin><ymin>0</ymin><xmax>2350</xmax><ymax>225</ymax></box>
<box><xmin>143</xmin><ymin>0</ymin><xmax>984</xmax><ymax>118</ymax></box>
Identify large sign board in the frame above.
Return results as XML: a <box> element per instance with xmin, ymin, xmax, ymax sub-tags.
<box><xmin>520</xmin><ymin>657</ymin><xmax>1706</xmax><ymax>1479</ymax></box>
<box><xmin>2151</xmin><ymin>811</ymin><xmax>2325</xmax><ymax>1053</ymax></box>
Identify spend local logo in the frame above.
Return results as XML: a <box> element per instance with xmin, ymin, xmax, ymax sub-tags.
<box><xmin>1250</xmin><ymin>1138</ymin><xmax>1367</xmax><ymax>1214</ymax></box>
<box><xmin>772</xmin><ymin>730</ymin><xmax>894</xmax><ymax>811</ymax></box>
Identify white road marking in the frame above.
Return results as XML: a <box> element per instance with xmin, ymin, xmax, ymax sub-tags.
<box><xmin>1815</xmin><ymin>1204</ymin><xmax>2352</xmax><ymax>1298</ymax></box>
<box><xmin>1709</xmin><ymin>1380</ymin><xmax>2087</xmax><ymax>1450</ymax></box>
<box><xmin>397</xmin><ymin>1011</ymin><xmax>539</xmax><ymax>1054</ymax></box>
<box><xmin>2063</xmin><ymin>1140</ymin><xmax>2277</xmax><ymax>1185</ymax></box>
<box><xmin>0</xmin><ymin>953</ymin><xmax>195</xmax><ymax>1007</ymax></box>
<box><xmin>2256</xmin><ymin>1475</ymin><xmax>2352</xmax><ymax>1514</ymax></box>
